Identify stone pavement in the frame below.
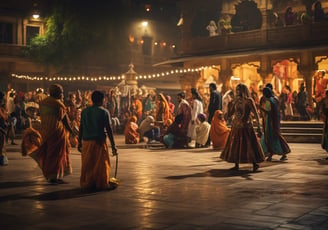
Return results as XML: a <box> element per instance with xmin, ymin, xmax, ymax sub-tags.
<box><xmin>1</xmin><ymin>135</ymin><xmax>328</xmax><ymax>230</ymax></box>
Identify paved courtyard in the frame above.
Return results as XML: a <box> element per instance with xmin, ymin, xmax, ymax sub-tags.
<box><xmin>1</xmin><ymin>136</ymin><xmax>328</xmax><ymax>229</ymax></box>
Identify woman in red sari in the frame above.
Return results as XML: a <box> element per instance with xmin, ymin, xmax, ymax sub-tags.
<box><xmin>36</xmin><ymin>84</ymin><xmax>75</xmax><ymax>184</ymax></box>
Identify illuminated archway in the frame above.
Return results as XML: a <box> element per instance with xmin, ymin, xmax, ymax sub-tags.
<box><xmin>231</xmin><ymin>62</ymin><xmax>262</xmax><ymax>91</ymax></box>
<box><xmin>272</xmin><ymin>59</ymin><xmax>299</xmax><ymax>94</ymax></box>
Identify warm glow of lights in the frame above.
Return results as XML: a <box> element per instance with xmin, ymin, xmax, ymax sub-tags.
<box><xmin>10</xmin><ymin>67</ymin><xmax>207</xmax><ymax>82</ymax></box>
<box><xmin>32</xmin><ymin>14</ymin><xmax>40</xmax><ymax>19</ymax></box>
<box><xmin>154</xmin><ymin>42</ymin><xmax>158</xmax><ymax>45</ymax></box>
<box><xmin>231</xmin><ymin>76</ymin><xmax>241</xmax><ymax>81</ymax></box>
<box><xmin>141</xmin><ymin>21</ymin><xmax>148</xmax><ymax>27</ymax></box>
<box><xmin>129</xmin><ymin>35</ymin><xmax>135</xmax><ymax>43</ymax></box>
<box><xmin>145</xmin><ymin>4</ymin><xmax>151</xmax><ymax>12</ymax></box>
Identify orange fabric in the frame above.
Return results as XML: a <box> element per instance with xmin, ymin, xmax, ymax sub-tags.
<box><xmin>21</xmin><ymin>128</ymin><xmax>42</xmax><ymax>156</ymax></box>
<box><xmin>135</xmin><ymin>99</ymin><xmax>143</xmax><ymax>120</ymax></box>
<box><xmin>156</xmin><ymin>93</ymin><xmax>173</xmax><ymax>126</ymax></box>
<box><xmin>124</xmin><ymin>120</ymin><xmax>140</xmax><ymax>144</ymax></box>
<box><xmin>36</xmin><ymin>97</ymin><xmax>72</xmax><ymax>180</ymax></box>
<box><xmin>80</xmin><ymin>140</ymin><xmax>111</xmax><ymax>190</ymax></box>
<box><xmin>210</xmin><ymin>110</ymin><xmax>230</xmax><ymax>149</ymax></box>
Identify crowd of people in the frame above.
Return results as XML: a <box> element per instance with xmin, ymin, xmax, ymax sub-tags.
<box><xmin>1</xmin><ymin>77</ymin><xmax>328</xmax><ymax>190</ymax></box>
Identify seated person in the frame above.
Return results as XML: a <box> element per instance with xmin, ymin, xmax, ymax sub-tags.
<box><xmin>209</xmin><ymin>110</ymin><xmax>230</xmax><ymax>150</ymax></box>
<box><xmin>161</xmin><ymin>114</ymin><xmax>188</xmax><ymax>148</ymax></box>
<box><xmin>124</xmin><ymin>115</ymin><xmax>140</xmax><ymax>144</ymax></box>
<box><xmin>138</xmin><ymin>115</ymin><xmax>160</xmax><ymax>143</ymax></box>
<box><xmin>195</xmin><ymin>113</ymin><xmax>211</xmax><ymax>148</ymax></box>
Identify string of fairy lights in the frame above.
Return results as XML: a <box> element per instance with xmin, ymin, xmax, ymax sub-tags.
<box><xmin>10</xmin><ymin>66</ymin><xmax>216</xmax><ymax>82</ymax></box>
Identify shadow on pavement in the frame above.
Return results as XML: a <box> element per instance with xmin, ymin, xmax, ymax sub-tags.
<box><xmin>165</xmin><ymin>168</ymin><xmax>254</xmax><ymax>180</ymax></box>
<box><xmin>0</xmin><ymin>181</ymin><xmax>38</xmax><ymax>189</ymax></box>
<box><xmin>315</xmin><ymin>158</ymin><xmax>328</xmax><ymax>165</ymax></box>
<box><xmin>0</xmin><ymin>184</ymin><xmax>118</xmax><ymax>202</ymax></box>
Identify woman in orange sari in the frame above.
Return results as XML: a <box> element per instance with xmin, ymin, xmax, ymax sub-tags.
<box><xmin>155</xmin><ymin>93</ymin><xmax>172</xmax><ymax>127</ymax></box>
<box><xmin>35</xmin><ymin>84</ymin><xmax>75</xmax><ymax>184</ymax></box>
<box><xmin>209</xmin><ymin>110</ymin><xmax>230</xmax><ymax>150</ymax></box>
<box><xmin>124</xmin><ymin>115</ymin><xmax>140</xmax><ymax>144</ymax></box>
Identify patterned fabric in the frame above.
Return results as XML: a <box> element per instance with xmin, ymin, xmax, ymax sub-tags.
<box><xmin>260</xmin><ymin>98</ymin><xmax>290</xmax><ymax>156</ymax></box>
<box><xmin>220</xmin><ymin>97</ymin><xmax>265</xmax><ymax>163</ymax></box>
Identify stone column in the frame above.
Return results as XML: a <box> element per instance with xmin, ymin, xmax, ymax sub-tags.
<box><xmin>258</xmin><ymin>56</ymin><xmax>272</xmax><ymax>85</ymax></box>
<box><xmin>219</xmin><ymin>59</ymin><xmax>232</xmax><ymax>93</ymax></box>
<box><xmin>299</xmin><ymin>51</ymin><xmax>315</xmax><ymax>108</ymax></box>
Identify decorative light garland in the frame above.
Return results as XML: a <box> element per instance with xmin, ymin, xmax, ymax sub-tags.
<box><xmin>10</xmin><ymin>66</ymin><xmax>215</xmax><ymax>82</ymax></box>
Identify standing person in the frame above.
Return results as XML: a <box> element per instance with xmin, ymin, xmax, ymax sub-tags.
<box><xmin>142</xmin><ymin>94</ymin><xmax>154</xmax><ymax>120</ymax></box>
<box><xmin>220</xmin><ymin>83</ymin><xmax>265</xmax><ymax>172</ymax></box>
<box><xmin>66</xmin><ymin>92</ymin><xmax>80</xmax><ymax>147</ymax></box>
<box><xmin>206</xmin><ymin>83</ymin><xmax>222</xmax><ymax>146</ymax></box>
<box><xmin>188</xmin><ymin>88</ymin><xmax>203</xmax><ymax>143</ymax></box>
<box><xmin>296</xmin><ymin>83</ymin><xmax>310</xmax><ymax>121</ymax></box>
<box><xmin>0</xmin><ymin>91</ymin><xmax>9</xmax><ymax>166</ymax></box>
<box><xmin>155</xmin><ymin>93</ymin><xmax>172</xmax><ymax>128</ymax></box>
<box><xmin>166</xmin><ymin>95</ymin><xmax>175</xmax><ymax>116</ymax></box>
<box><xmin>78</xmin><ymin>90</ymin><xmax>117</xmax><ymax>190</ymax></box>
<box><xmin>222</xmin><ymin>90</ymin><xmax>234</xmax><ymax>124</ymax></box>
<box><xmin>314</xmin><ymin>70</ymin><xmax>327</xmax><ymax>120</ymax></box>
<box><xmin>284</xmin><ymin>85</ymin><xmax>294</xmax><ymax>120</ymax></box>
<box><xmin>36</xmin><ymin>84</ymin><xmax>75</xmax><ymax>184</ymax></box>
<box><xmin>321</xmin><ymin>90</ymin><xmax>328</xmax><ymax>160</ymax></box>
<box><xmin>176</xmin><ymin>92</ymin><xmax>192</xmax><ymax>138</ymax></box>
<box><xmin>260</xmin><ymin>87</ymin><xmax>291</xmax><ymax>161</ymax></box>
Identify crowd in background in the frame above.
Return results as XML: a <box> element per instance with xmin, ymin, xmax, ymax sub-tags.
<box><xmin>1</xmin><ymin>77</ymin><xmax>328</xmax><ymax>183</ymax></box>
<box><xmin>0</xmin><ymin>76</ymin><xmax>326</xmax><ymax>150</ymax></box>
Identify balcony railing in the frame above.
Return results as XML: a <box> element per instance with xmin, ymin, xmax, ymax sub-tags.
<box><xmin>180</xmin><ymin>21</ymin><xmax>328</xmax><ymax>55</ymax></box>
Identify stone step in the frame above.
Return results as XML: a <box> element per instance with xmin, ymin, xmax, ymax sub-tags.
<box><xmin>282</xmin><ymin>133</ymin><xmax>322</xmax><ymax>143</ymax></box>
<box><xmin>280</xmin><ymin>127</ymin><xmax>323</xmax><ymax>134</ymax></box>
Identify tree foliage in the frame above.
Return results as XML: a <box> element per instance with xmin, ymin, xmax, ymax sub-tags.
<box><xmin>25</xmin><ymin>0</ymin><xmax>131</xmax><ymax>72</ymax></box>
